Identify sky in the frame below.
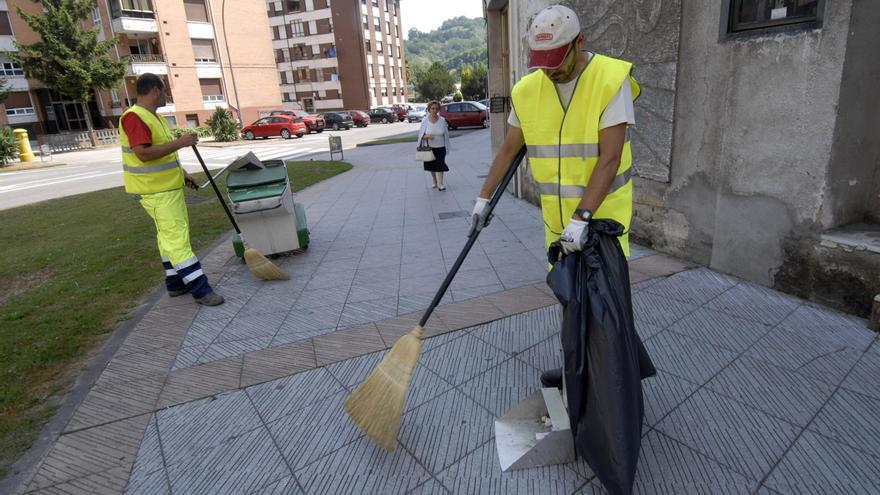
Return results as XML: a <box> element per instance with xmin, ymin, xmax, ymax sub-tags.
<box><xmin>399</xmin><ymin>0</ymin><xmax>484</xmax><ymax>38</ymax></box>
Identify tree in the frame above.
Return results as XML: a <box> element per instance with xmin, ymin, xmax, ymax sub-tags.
<box><xmin>460</xmin><ymin>64</ymin><xmax>487</xmax><ymax>101</ymax></box>
<box><xmin>415</xmin><ymin>62</ymin><xmax>455</xmax><ymax>101</ymax></box>
<box><xmin>12</xmin><ymin>0</ymin><xmax>127</xmax><ymax>145</ymax></box>
<box><xmin>0</xmin><ymin>75</ymin><xmax>11</xmax><ymax>104</ymax></box>
<box><xmin>206</xmin><ymin>107</ymin><xmax>238</xmax><ymax>142</ymax></box>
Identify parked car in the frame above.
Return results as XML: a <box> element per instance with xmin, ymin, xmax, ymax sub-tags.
<box><xmin>270</xmin><ymin>109</ymin><xmax>325</xmax><ymax>133</ymax></box>
<box><xmin>322</xmin><ymin>112</ymin><xmax>354</xmax><ymax>130</ymax></box>
<box><xmin>440</xmin><ymin>101</ymin><xmax>489</xmax><ymax>129</ymax></box>
<box><xmin>478</xmin><ymin>98</ymin><xmax>489</xmax><ymax>109</ymax></box>
<box><xmin>368</xmin><ymin>107</ymin><xmax>397</xmax><ymax>123</ymax></box>
<box><xmin>241</xmin><ymin>115</ymin><xmax>306</xmax><ymax>140</ymax></box>
<box><xmin>344</xmin><ymin>110</ymin><xmax>370</xmax><ymax>127</ymax></box>
<box><xmin>407</xmin><ymin>104</ymin><xmax>427</xmax><ymax>123</ymax></box>
<box><xmin>389</xmin><ymin>104</ymin><xmax>409</xmax><ymax>122</ymax></box>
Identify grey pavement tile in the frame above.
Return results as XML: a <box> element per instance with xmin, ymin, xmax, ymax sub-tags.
<box><xmin>313</xmin><ymin>323</ymin><xmax>387</xmax><ymax>365</ymax></box>
<box><xmin>422</xmin><ymin>330</ymin><xmax>470</xmax><ymax>352</ymax></box>
<box><xmin>194</xmin><ymin>291</ymin><xmax>252</xmax><ymax>321</ymax></box>
<box><xmin>655</xmin><ymin>388</ymin><xmax>801</xmax><ymax>481</ymax></box>
<box><xmin>516</xmin><ymin>335</ymin><xmax>563</xmax><ymax>373</ymax></box>
<box><xmin>165</xmin><ymin>427</ymin><xmax>290</xmax><ymax>495</ymax></box>
<box><xmin>33</xmin><ymin>466</ymin><xmax>131</xmax><ymax>494</ymax></box>
<box><xmin>266</xmin><ymin>391</ymin><xmax>363</xmax><ymax>471</ymax></box>
<box><xmin>182</xmin><ymin>315</ymin><xmax>230</xmax><ymax>347</ymax></box>
<box><xmin>631</xmin><ymin>278</ymin><xmax>662</xmax><ymax>293</ymax></box>
<box><xmin>304</xmin><ymin>269</ymin><xmax>355</xmax><ymax>291</ymax></box>
<box><xmin>197</xmin><ymin>338</ymin><xmax>273</xmax><ymax>365</ymax></box>
<box><xmin>841</xmin><ymin>345</ymin><xmax>880</xmax><ymax>399</ymax></box>
<box><xmin>635</xmin><ymin>319</ymin><xmax>664</xmax><ymax>341</ymax></box>
<box><xmin>632</xmin><ymin>291</ymin><xmax>698</xmax><ymax>329</ymax></box>
<box><xmin>294</xmin><ymin>435</ymin><xmax>432</xmax><ymax>495</ymax></box>
<box><xmin>319</xmin><ymin>246</ymin><xmax>365</xmax><ymax>262</ymax></box>
<box><xmin>172</xmin><ymin>345</ymin><xmax>209</xmax><ymax>370</ymax></box>
<box><xmin>324</xmin><ymin>350</ymin><xmax>386</xmax><ymax>389</ymax></box>
<box><xmin>214</xmin><ymin>312</ymin><xmax>287</xmax><ymax>343</ymax></box>
<box><xmin>586</xmin><ymin>431</ymin><xmax>757</xmax><ymax>494</ymax></box>
<box><xmin>397</xmin><ymin>291</ymin><xmax>453</xmax><ymax>316</ymax></box>
<box><xmin>126</xmin><ymin>416</ymin><xmax>167</xmax><ymax>495</ymax></box>
<box><xmin>137</xmin><ymin>304</ymin><xmax>199</xmax><ymax>329</ymax></box>
<box><xmin>281</xmin><ymin>303</ymin><xmax>344</xmax><ymax>335</ymax></box>
<box><xmin>432</xmin><ymin>297</ymin><xmax>507</xmax><ymax>333</ymax></box>
<box><xmin>248</xmin><ymin>476</ymin><xmax>302</xmax><ymax>495</ymax></box>
<box><xmin>809</xmin><ymin>388</ymin><xmax>880</xmax><ymax>459</ymax></box>
<box><xmin>457</xmin><ymin>357</ymin><xmax>543</xmax><ymax>417</ymax></box>
<box><xmin>246</xmin><ymin>368</ymin><xmax>344</xmax><ymax>423</ymax></box>
<box><xmin>408</xmin><ymin>478</ymin><xmax>450</xmax><ymax>494</ymax></box>
<box><xmin>763</xmin><ymin>431</ymin><xmax>880</xmax><ymax>495</ymax></box>
<box><xmin>706</xmin><ymin>355</ymin><xmax>833</xmax><ymax>427</ymax></box>
<box><xmin>157</xmin><ymin>391</ymin><xmax>263</xmax><ymax>467</ymax></box>
<box><xmin>436</xmin><ymin>440</ymin><xmax>587</xmax><ymax>495</ymax></box>
<box><xmin>420</xmin><ymin>334</ymin><xmax>510</xmax><ymax>386</ymax></box>
<box><xmin>293</xmin><ymin>286</ymin><xmax>351</xmax><ymax>310</ymax></box>
<box><xmin>338</xmin><ymin>297</ymin><xmax>400</xmax><ymax>327</ymax></box>
<box><xmin>642</xmin><ymin>370</ymin><xmax>700</xmax><ymax>427</ymax></box>
<box><xmin>777</xmin><ymin>306</ymin><xmax>875</xmax><ymax>352</ymax></box>
<box><xmin>270</xmin><ymin>326</ymin><xmax>335</xmax><ymax>346</ymax></box>
<box><xmin>467</xmin><ymin>305</ymin><xmax>560</xmax><ymax>355</ymax></box>
<box><xmin>237</xmin><ymin>290</ymin><xmax>300</xmax><ymax>317</ymax></box>
<box><xmin>451</xmin><ymin>283</ymin><xmax>506</xmax><ymax>302</ymax></box>
<box><xmin>240</xmin><ymin>339</ymin><xmax>317</xmax><ymax>388</ymax></box>
<box><xmin>67</xmin><ymin>373</ymin><xmax>164</xmax><ymax>431</ymax></box>
<box><xmin>117</xmin><ymin>324</ymin><xmax>185</xmax><ymax>357</ymax></box>
<box><xmin>644</xmin><ymin>331</ymin><xmax>739</xmax><ymax>385</ymax></box>
<box><xmin>747</xmin><ymin>327</ymin><xmax>863</xmax><ymax>389</ymax></box>
<box><xmin>667</xmin><ymin>307</ymin><xmax>775</xmax><ymax>353</ymax></box>
<box><xmin>641</xmin><ymin>268</ymin><xmax>737</xmax><ymax>306</ymax></box>
<box><xmin>400</xmin><ymin>273</ymin><xmax>446</xmax><ymax>295</ymax></box>
<box><xmin>98</xmin><ymin>347</ymin><xmax>176</xmax><ymax>385</ymax></box>
<box><xmin>449</xmin><ymin>267</ymin><xmax>502</xmax><ymax>291</ymax></box>
<box><xmin>398</xmin><ymin>388</ymin><xmax>496</xmax><ymax>473</ymax></box>
<box><xmin>629</xmin><ymin>244</ymin><xmax>657</xmax><ymax>260</ymax></box>
<box><xmin>159</xmin><ymin>356</ymin><xmax>243</xmax><ymax>408</ymax></box>
<box><xmin>706</xmin><ymin>281</ymin><xmax>801</xmax><ymax>326</ymax></box>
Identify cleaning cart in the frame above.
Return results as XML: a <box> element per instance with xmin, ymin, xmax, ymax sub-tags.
<box><xmin>221</xmin><ymin>153</ymin><xmax>309</xmax><ymax>257</ymax></box>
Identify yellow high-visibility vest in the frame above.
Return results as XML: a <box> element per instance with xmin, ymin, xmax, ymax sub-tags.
<box><xmin>119</xmin><ymin>105</ymin><xmax>183</xmax><ymax>194</ymax></box>
<box><xmin>511</xmin><ymin>54</ymin><xmax>640</xmax><ymax>257</ymax></box>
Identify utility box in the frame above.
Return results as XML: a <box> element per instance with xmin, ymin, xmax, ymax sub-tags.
<box><xmin>225</xmin><ymin>154</ymin><xmax>308</xmax><ymax>257</ymax></box>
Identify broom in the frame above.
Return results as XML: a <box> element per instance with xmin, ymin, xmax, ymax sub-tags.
<box><xmin>344</xmin><ymin>146</ymin><xmax>528</xmax><ymax>451</ymax></box>
<box><xmin>191</xmin><ymin>145</ymin><xmax>289</xmax><ymax>281</ymax></box>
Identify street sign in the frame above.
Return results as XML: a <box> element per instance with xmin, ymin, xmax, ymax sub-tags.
<box><xmin>329</xmin><ymin>135</ymin><xmax>343</xmax><ymax>160</ymax></box>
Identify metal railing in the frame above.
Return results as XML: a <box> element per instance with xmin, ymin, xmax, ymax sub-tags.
<box><xmin>45</xmin><ymin>129</ymin><xmax>120</xmax><ymax>152</ymax></box>
<box><xmin>129</xmin><ymin>53</ymin><xmax>164</xmax><ymax>63</ymax></box>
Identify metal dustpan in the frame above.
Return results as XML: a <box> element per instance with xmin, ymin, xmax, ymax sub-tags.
<box><xmin>199</xmin><ymin>151</ymin><xmax>265</xmax><ymax>189</ymax></box>
<box><xmin>494</xmin><ymin>388</ymin><xmax>575</xmax><ymax>471</ymax></box>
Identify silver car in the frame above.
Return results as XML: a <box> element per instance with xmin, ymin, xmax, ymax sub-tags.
<box><xmin>407</xmin><ymin>104</ymin><xmax>427</xmax><ymax>123</ymax></box>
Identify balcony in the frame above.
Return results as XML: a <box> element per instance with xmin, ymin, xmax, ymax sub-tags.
<box><xmin>110</xmin><ymin>0</ymin><xmax>158</xmax><ymax>33</ymax></box>
<box><xmin>202</xmin><ymin>94</ymin><xmax>227</xmax><ymax>110</ymax></box>
<box><xmin>127</xmin><ymin>53</ymin><xmax>167</xmax><ymax>76</ymax></box>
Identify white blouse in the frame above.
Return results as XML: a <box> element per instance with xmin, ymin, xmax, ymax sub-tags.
<box><xmin>423</xmin><ymin>117</ymin><xmax>447</xmax><ymax>148</ymax></box>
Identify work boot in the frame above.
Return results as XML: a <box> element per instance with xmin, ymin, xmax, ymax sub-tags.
<box><xmin>167</xmin><ymin>288</ymin><xmax>188</xmax><ymax>297</ymax></box>
<box><xmin>195</xmin><ymin>291</ymin><xmax>225</xmax><ymax>306</ymax></box>
<box><xmin>540</xmin><ymin>368</ymin><xmax>563</xmax><ymax>389</ymax></box>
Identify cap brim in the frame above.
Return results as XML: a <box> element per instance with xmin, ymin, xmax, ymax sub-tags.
<box><xmin>528</xmin><ymin>44</ymin><xmax>571</xmax><ymax>69</ymax></box>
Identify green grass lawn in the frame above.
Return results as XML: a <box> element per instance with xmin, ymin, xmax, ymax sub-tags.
<box><xmin>0</xmin><ymin>160</ymin><xmax>351</xmax><ymax>478</ymax></box>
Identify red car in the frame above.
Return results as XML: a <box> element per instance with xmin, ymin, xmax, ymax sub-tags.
<box><xmin>345</xmin><ymin>110</ymin><xmax>370</xmax><ymax>127</ymax></box>
<box><xmin>270</xmin><ymin>110</ymin><xmax>325</xmax><ymax>133</ymax></box>
<box><xmin>440</xmin><ymin>101</ymin><xmax>489</xmax><ymax>130</ymax></box>
<box><xmin>241</xmin><ymin>115</ymin><xmax>306</xmax><ymax>140</ymax></box>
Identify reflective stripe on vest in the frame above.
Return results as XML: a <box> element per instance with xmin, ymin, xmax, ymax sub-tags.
<box><xmin>120</xmin><ymin>105</ymin><xmax>184</xmax><ymax>194</ymax></box>
<box><xmin>511</xmin><ymin>54</ymin><xmax>640</xmax><ymax>257</ymax></box>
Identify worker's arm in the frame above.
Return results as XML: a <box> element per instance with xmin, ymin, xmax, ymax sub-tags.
<box><xmin>575</xmin><ymin>123</ymin><xmax>626</xmax><ymax>216</ymax></box>
<box><xmin>132</xmin><ymin>133</ymin><xmax>198</xmax><ymax>163</ymax></box>
<box><xmin>478</xmin><ymin>125</ymin><xmax>525</xmax><ymax>199</ymax></box>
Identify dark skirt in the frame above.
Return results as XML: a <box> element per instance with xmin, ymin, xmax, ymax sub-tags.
<box><xmin>423</xmin><ymin>146</ymin><xmax>449</xmax><ymax>172</ymax></box>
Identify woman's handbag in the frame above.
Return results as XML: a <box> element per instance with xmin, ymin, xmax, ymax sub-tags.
<box><xmin>415</xmin><ymin>137</ymin><xmax>435</xmax><ymax>162</ymax></box>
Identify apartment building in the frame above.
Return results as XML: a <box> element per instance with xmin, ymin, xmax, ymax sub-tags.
<box><xmin>267</xmin><ymin>0</ymin><xmax>407</xmax><ymax>112</ymax></box>
<box><xmin>0</xmin><ymin>0</ymin><xmax>281</xmax><ymax>138</ymax></box>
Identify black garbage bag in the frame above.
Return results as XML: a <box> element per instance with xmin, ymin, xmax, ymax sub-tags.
<box><xmin>546</xmin><ymin>219</ymin><xmax>656</xmax><ymax>495</ymax></box>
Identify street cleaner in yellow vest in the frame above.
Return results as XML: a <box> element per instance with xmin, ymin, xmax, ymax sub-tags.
<box><xmin>120</xmin><ymin>73</ymin><xmax>224</xmax><ymax>306</ymax></box>
<box><xmin>472</xmin><ymin>5</ymin><xmax>638</xmax><ymax>387</ymax></box>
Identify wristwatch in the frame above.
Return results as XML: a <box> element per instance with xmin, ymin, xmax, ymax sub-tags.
<box><xmin>574</xmin><ymin>208</ymin><xmax>593</xmax><ymax>221</ymax></box>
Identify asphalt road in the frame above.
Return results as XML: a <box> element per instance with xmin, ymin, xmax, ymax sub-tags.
<box><xmin>0</xmin><ymin>122</ymin><xmax>421</xmax><ymax>211</ymax></box>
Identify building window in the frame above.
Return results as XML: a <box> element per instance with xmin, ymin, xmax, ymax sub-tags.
<box><xmin>296</xmin><ymin>66</ymin><xmax>310</xmax><ymax>82</ymax></box>
<box><xmin>280</xmin><ymin>71</ymin><xmax>288</xmax><ymax>84</ymax></box>
<box><xmin>183</xmin><ymin>0</ymin><xmax>209</xmax><ymax>23</ymax></box>
<box><xmin>381</xmin><ymin>87</ymin><xmax>387</xmax><ymax>97</ymax></box>
<box><xmin>200</xmin><ymin>78</ymin><xmax>224</xmax><ymax>102</ymax></box>
<box><xmin>0</xmin><ymin>11</ymin><xmax>13</xmax><ymax>35</ymax></box>
<box><xmin>4</xmin><ymin>92</ymin><xmax>35</xmax><ymax>117</ymax></box>
<box><xmin>291</xmin><ymin>44</ymin><xmax>311</xmax><ymax>60</ymax></box>
<box><xmin>92</xmin><ymin>7</ymin><xmax>101</xmax><ymax>23</ymax></box>
<box><xmin>395</xmin><ymin>25</ymin><xmax>398</xmax><ymax>37</ymax></box>
<box><xmin>362</xmin><ymin>14</ymin><xmax>368</xmax><ymax>29</ymax></box>
<box><xmin>372</xmin><ymin>0</ymin><xmax>378</xmax><ymax>7</ymax></box>
<box><xmin>164</xmin><ymin>115</ymin><xmax>176</xmax><ymax>127</ymax></box>
<box><xmin>285</xmin><ymin>0</ymin><xmax>302</xmax><ymax>13</ymax></box>
<box><xmin>376</xmin><ymin>42</ymin><xmax>382</xmax><ymax>53</ymax></box>
<box><xmin>374</xmin><ymin>16</ymin><xmax>381</xmax><ymax>32</ymax></box>
<box><xmin>290</xmin><ymin>20</ymin><xmax>305</xmax><ymax>37</ymax></box>
<box><xmin>192</xmin><ymin>39</ymin><xmax>217</xmax><ymax>62</ymax></box>
<box><xmin>368</xmin><ymin>63</ymin><xmax>373</xmax><ymax>78</ymax></box>
<box><xmin>378</xmin><ymin>65</ymin><xmax>385</xmax><ymax>77</ymax></box>
<box><xmin>365</xmin><ymin>39</ymin><xmax>371</xmax><ymax>52</ymax></box>
<box><xmin>392</xmin><ymin>87</ymin><xmax>396</xmax><ymax>96</ymax></box>
<box><xmin>725</xmin><ymin>0</ymin><xmax>822</xmax><ymax>34</ymax></box>
<box><xmin>0</xmin><ymin>61</ymin><xmax>24</xmax><ymax>77</ymax></box>
<box><xmin>386</xmin><ymin>21</ymin><xmax>390</xmax><ymax>33</ymax></box>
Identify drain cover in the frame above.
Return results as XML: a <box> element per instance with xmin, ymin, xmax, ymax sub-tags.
<box><xmin>438</xmin><ymin>210</ymin><xmax>469</xmax><ymax>220</ymax></box>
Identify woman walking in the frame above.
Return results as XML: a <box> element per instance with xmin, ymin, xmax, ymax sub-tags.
<box><xmin>417</xmin><ymin>100</ymin><xmax>451</xmax><ymax>190</ymax></box>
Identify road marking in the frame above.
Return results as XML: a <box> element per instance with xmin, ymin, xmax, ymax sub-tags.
<box><xmin>0</xmin><ymin>171</ymin><xmax>121</xmax><ymax>194</ymax></box>
<box><xmin>0</xmin><ymin>165</ymin><xmax>88</xmax><ymax>177</ymax></box>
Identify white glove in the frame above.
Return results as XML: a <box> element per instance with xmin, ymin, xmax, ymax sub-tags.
<box><xmin>560</xmin><ymin>219</ymin><xmax>589</xmax><ymax>255</ymax></box>
<box><xmin>468</xmin><ymin>197</ymin><xmax>492</xmax><ymax>236</ymax></box>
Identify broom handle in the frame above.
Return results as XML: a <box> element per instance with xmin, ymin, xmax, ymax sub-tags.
<box><xmin>191</xmin><ymin>145</ymin><xmax>243</xmax><ymax>235</ymax></box>
<box><xmin>418</xmin><ymin>145</ymin><xmax>527</xmax><ymax>327</ymax></box>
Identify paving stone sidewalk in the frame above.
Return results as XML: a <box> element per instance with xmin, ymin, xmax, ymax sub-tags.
<box><xmin>14</xmin><ymin>129</ymin><xmax>880</xmax><ymax>494</ymax></box>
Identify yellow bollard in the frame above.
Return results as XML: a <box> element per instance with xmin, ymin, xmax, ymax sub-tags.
<box><xmin>13</xmin><ymin>129</ymin><xmax>35</xmax><ymax>162</ymax></box>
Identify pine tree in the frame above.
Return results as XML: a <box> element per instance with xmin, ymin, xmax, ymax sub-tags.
<box><xmin>11</xmin><ymin>0</ymin><xmax>127</xmax><ymax>145</ymax></box>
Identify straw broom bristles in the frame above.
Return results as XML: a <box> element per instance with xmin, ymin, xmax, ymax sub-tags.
<box><xmin>243</xmin><ymin>247</ymin><xmax>289</xmax><ymax>280</ymax></box>
<box><xmin>344</xmin><ymin>325</ymin><xmax>425</xmax><ymax>451</ymax></box>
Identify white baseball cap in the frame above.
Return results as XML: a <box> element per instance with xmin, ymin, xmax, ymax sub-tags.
<box><xmin>528</xmin><ymin>4</ymin><xmax>581</xmax><ymax>69</ymax></box>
